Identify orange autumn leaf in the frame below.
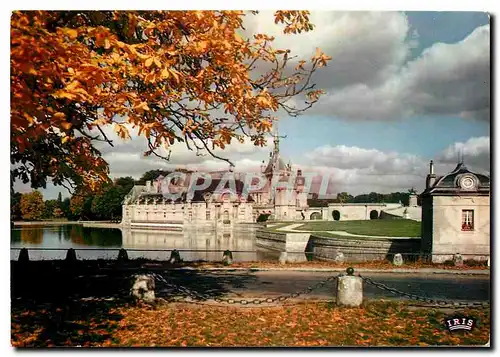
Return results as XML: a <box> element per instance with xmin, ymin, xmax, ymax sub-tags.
<box><xmin>60</xmin><ymin>122</ymin><xmax>72</xmax><ymax>130</ymax></box>
<box><xmin>53</xmin><ymin>112</ymin><xmax>66</xmax><ymax>120</ymax></box>
<box><xmin>10</xmin><ymin>10</ymin><xmax>330</xmax><ymax>193</ymax></box>
<box><xmin>145</xmin><ymin>57</ymin><xmax>154</xmax><ymax>68</ymax></box>
<box><xmin>63</xmin><ymin>28</ymin><xmax>78</xmax><ymax>39</ymax></box>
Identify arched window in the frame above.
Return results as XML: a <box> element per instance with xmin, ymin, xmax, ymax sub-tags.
<box><xmin>332</xmin><ymin>210</ymin><xmax>341</xmax><ymax>221</ymax></box>
<box><xmin>222</xmin><ymin>210</ymin><xmax>231</xmax><ymax>224</ymax></box>
<box><xmin>369</xmin><ymin>210</ymin><xmax>379</xmax><ymax>220</ymax></box>
<box><xmin>310</xmin><ymin>212</ymin><xmax>321</xmax><ymax>220</ymax></box>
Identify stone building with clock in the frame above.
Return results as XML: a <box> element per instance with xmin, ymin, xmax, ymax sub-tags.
<box><xmin>420</xmin><ymin>160</ymin><xmax>490</xmax><ymax>263</ymax></box>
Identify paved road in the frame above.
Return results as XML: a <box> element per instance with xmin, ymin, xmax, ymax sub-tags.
<box><xmin>10</xmin><ymin>262</ymin><xmax>490</xmax><ymax>304</ymax></box>
<box><xmin>157</xmin><ymin>270</ymin><xmax>490</xmax><ymax>303</ymax></box>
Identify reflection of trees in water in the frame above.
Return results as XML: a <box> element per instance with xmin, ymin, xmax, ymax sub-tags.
<box><xmin>12</xmin><ymin>225</ymin><xmax>123</xmax><ymax>247</ymax></box>
<box><xmin>20</xmin><ymin>229</ymin><xmax>43</xmax><ymax>244</ymax></box>
<box><xmin>62</xmin><ymin>225</ymin><xmax>73</xmax><ymax>241</ymax></box>
<box><xmin>69</xmin><ymin>225</ymin><xmax>85</xmax><ymax>245</ymax></box>
<box><xmin>67</xmin><ymin>225</ymin><xmax>122</xmax><ymax>247</ymax></box>
<box><xmin>11</xmin><ymin>229</ymin><xmax>22</xmax><ymax>243</ymax></box>
<box><xmin>87</xmin><ymin>228</ymin><xmax>122</xmax><ymax>247</ymax></box>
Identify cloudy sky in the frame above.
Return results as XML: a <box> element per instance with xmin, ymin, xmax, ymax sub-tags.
<box><xmin>14</xmin><ymin>11</ymin><xmax>490</xmax><ymax>199</ymax></box>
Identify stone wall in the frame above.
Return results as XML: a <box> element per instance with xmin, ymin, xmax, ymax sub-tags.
<box><xmin>379</xmin><ymin>211</ymin><xmax>404</xmax><ymax>220</ymax></box>
<box><xmin>284</xmin><ymin>232</ymin><xmax>311</xmax><ymax>262</ymax></box>
<box><xmin>255</xmin><ymin>229</ymin><xmax>310</xmax><ymax>262</ymax></box>
<box><xmin>420</xmin><ymin>195</ymin><xmax>433</xmax><ymax>255</ymax></box>
<box><xmin>430</xmin><ymin>195</ymin><xmax>490</xmax><ymax>263</ymax></box>
<box><xmin>327</xmin><ymin>203</ymin><xmax>402</xmax><ymax>221</ymax></box>
<box><xmin>308</xmin><ymin>235</ymin><xmax>421</xmax><ymax>262</ymax></box>
<box><xmin>255</xmin><ymin>229</ymin><xmax>287</xmax><ymax>251</ymax></box>
<box><xmin>284</xmin><ymin>233</ymin><xmax>311</xmax><ymax>252</ymax></box>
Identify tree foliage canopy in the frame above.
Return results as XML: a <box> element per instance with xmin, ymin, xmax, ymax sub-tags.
<box><xmin>43</xmin><ymin>199</ymin><xmax>58</xmax><ymax>219</ymax></box>
<box><xmin>11</xmin><ymin>10</ymin><xmax>330</xmax><ymax>193</ymax></box>
<box><xmin>11</xmin><ymin>192</ymin><xmax>23</xmax><ymax>221</ymax></box>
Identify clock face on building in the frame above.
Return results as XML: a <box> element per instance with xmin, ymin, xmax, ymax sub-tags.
<box><xmin>459</xmin><ymin>175</ymin><xmax>476</xmax><ymax>190</ymax></box>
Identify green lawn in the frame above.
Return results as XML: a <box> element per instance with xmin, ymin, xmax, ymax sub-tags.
<box><xmin>262</xmin><ymin>222</ymin><xmax>298</xmax><ymax>231</ymax></box>
<box><xmin>309</xmin><ymin>232</ymin><xmax>420</xmax><ymax>240</ymax></box>
<box><xmin>295</xmin><ymin>220</ymin><xmax>421</xmax><ymax>238</ymax></box>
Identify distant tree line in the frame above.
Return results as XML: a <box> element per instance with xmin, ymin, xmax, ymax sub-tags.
<box><xmin>10</xmin><ymin>169</ymin><xmax>193</xmax><ymax>222</ymax></box>
<box><xmin>338</xmin><ymin>191</ymin><xmax>412</xmax><ymax>205</ymax></box>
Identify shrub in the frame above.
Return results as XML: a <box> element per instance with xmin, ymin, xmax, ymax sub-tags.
<box><xmin>256</xmin><ymin>214</ymin><xmax>270</xmax><ymax>222</ymax></box>
<box><xmin>464</xmin><ymin>259</ymin><xmax>487</xmax><ymax>267</ymax></box>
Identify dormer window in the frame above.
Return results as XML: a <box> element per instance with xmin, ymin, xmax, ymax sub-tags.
<box><xmin>462</xmin><ymin>210</ymin><xmax>474</xmax><ymax>231</ymax></box>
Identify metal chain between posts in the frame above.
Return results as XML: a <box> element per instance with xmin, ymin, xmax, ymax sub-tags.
<box><xmin>358</xmin><ymin>274</ymin><xmax>490</xmax><ymax>309</ymax></box>
<box><xmin>152</xmin><ymin>272</ymin><xmax>343</xmax><ymax>306</ymax></box>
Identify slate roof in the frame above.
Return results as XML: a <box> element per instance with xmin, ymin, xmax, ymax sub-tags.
<box><xmin>421</xmin><ymin>162</ymin><xmax>490</xmax><ymax>196</ymax></box>
<box><xmin>263</xmin><ymin>156</ymin><xmax>288</xmax><ymax>174</ymax></box>
<box><xmin>125</xmin><ymin>177</ymin><xmax>254</xmax><ymax>204</ymax></box>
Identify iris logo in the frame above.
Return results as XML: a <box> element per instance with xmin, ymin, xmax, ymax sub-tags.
<box><xmin>444</xmin><ymin>316</ymin><xmax>476</xmax><ymax>332</ymax></box>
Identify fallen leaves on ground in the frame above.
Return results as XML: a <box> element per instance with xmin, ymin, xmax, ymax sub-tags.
<box><xmin>190</xmin><ymin>260</ymin><xmax>489</xmax><ymax>271</ymax></box>
<box><xmin>11</xmin><ymin>300</ymin><xmax>489</xmax><ymax>347</ymax></box>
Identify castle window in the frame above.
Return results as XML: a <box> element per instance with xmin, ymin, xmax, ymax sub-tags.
<box><xmin>462</xmin><ymin>210</ymin><xmax>474</xmax><ymax>231</ymax></box>
<box><xmin>206</xmin><ymin>210</ymin><xmax>211</xmax><ymax>220</ymax></box>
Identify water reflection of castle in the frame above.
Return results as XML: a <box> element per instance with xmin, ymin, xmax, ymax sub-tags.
<box><xmin>121</xmin><ymin>227</ymin><xmax>259</xmax><ymax>261</ymax></box>
<box><xmin>121</xmin><ymin>227</ymin><xmax>256</xmax><ymax>252</ymax></box>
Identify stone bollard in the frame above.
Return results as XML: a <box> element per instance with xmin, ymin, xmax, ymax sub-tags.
<box><xmin>279</xmin><ymin>252</ymin><xmax>287</xmax><ymax>265</ymax></box>
<box><xmin>65</xmin><ymin>248</ymin><xmax>78</xmax><ymax>263</ymax></box>
<box><xmin>336</xmin><ymin>267</ymin><xmax>363</xmax><ymax>307</ymax></box>
<box><xmin>334</xmin><ymin>251</ymin><xmax>345</xmax><ymax>263</ymax></box>
<box><xmin>130</xmin><ymin>275</ymin><xmax>155</xmax><ymax>302</ymax></box>
<box><xmin>18</xmin><ymin>248</ymin><xmax>30</xmax><ymax>264</ymax></box>
<box><xmin>169</xmin><ymin>249</ymin><xmax>181</xmax><ymax>264</ymax></box>
<box><xmin>453</xmin><ymin>253</ymin><xmax>464</xmax><ymax>267</ymax></box>
<box><xmin>222</xmin><ymin>250</ymin><xmax>233</xmax><ymax>266</ymax></box>
<box><xmin>392</xmin><ymin>253</ymin><xmax>404</xmax><ymax>266</ymax></box>
<box><xmin>117</xmin><ymin>248</ymin><xmax>129</xmax><ymax>262</ymax></box>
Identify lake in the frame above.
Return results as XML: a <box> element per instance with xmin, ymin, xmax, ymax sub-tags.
<box><xmin>10</xmin><ymin>224</ymin><xmax>282</xmax><ymax>262</ymax></box>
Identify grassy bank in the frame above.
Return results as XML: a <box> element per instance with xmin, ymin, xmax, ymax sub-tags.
<box><xmin>309</xmin><ymin>232</ymin><xmax>420</xmax><ymax>240</ymax></box>
<box><xmin>294</xmin><ymin>220</ymin><xmax>421</xmax><ymax>237</ymax></box>
<box><xmin>11</xmin><ymin>300</ymin><xmax>489</xmax><ymax>347</ymax></box>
